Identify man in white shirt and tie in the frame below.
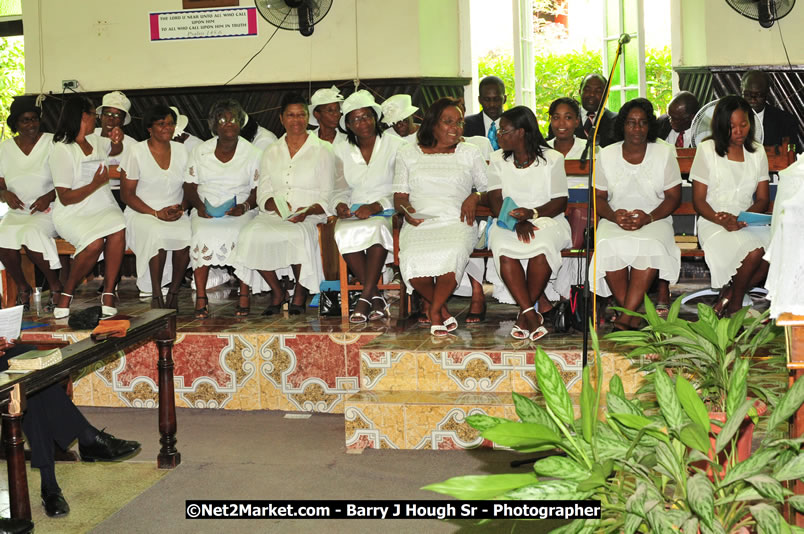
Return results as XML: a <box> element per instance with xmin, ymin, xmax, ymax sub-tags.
<box><xmin>657</xmin><ymin>91</ymin><xmax>700</xmax><ymax>149</ymax></box>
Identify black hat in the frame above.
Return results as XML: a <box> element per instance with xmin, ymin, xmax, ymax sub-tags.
<box><xmin>7</xmin><ymin>96</ymin><xmax>40</xmax><ymax>132</ymax></box>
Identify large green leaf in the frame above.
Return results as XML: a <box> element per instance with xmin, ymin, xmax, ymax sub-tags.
<box><xmin>504</xmin><ymin>479</ymin><xmax>587</xmax><ymax>500</ymax></box>
<box><xmin>548</xmin><ymin>519</ymin><xmax>586</xmax><ymax>534</ymax></box>
<box><xmin>610</xmin><ymin>413</ymin><xmax>670</xmax><ymax>445</ymax></box>
<box><xmin>726</xmin><ymin>358</ymin><xmax>749</xmax><ymax>419</ymax></box>
<box><xmin>667</xmin><ymin>295</ymin><xmax>683</xmax><ymax>322</ymax></box>
<box><xmin>768</xmin><ymin>374</ymin><xmax>804</xmax><ymax>430</ymax></box>
<box><xmin>643</xmin><ymin>294</ymin><xmax>660</xmax><ymax>327</ymax></box>
<box><xmin>623</xmin><ymin>512</ymin><xmax>644</xmax><ymax>534</ymax></box>
<box><xmin>687</xmin><ymin>473</ymin><xmax>715</xmax><ymax>529</ymax></box>
<box><xmin>749</xmin><ymin>503</ymin><xmax>783</xmax><ymax>534</ymax></box>
<box><xmin>534</xmin><ymin>348</ymin><xmax>575</xmax><ymax>426</ymax></box>
<box><xmin>746</xmin><ymin>474</ymin><xmax>789</xmax><ymax>502</ymax></box>
<box><xmin>679</xmin><ymin>422</ymin><xmax>711</xmax><ymax>454</ymax></box>
<box><xmin>422</xmin><ymin>473</ymin><xmax>538</xmax><ymax>499</ymax></box>
<box><xmin>465</xmin><ymin>413</ymin><xmax>509</xmax><ymax>432</ymax></box>
<box><xmin>773</xmin><ymin>452</ymin><xmax>804</xmax><ymax>481</ymax></box>
<box><xmin>681</xmin><ymin>517</ymin><xmax>700</xmax><ymax>534</ymax></box>
<box><xmin>722</xmin><ymin>449</ymin><xmax>779</xmax><ymax>486</ymax></box>
<box><xmin>482</xmin><ymin>421</ymin><xmax>562</xmax><ymax>449</ymax></box>
<box><xmin>607</xmin><ymin>391</ymin><xmax>642</xmax><ymax>417</ymax></box>
<box><xmin>609</xmin><ymin>374</ymin><xmax>625</xmax><ymax>398</ymax></box>
<box><xmin>653</xmin><ymin>369</ymin><xmax>684</xmax><ymax>429</ymax></box>
<box><xmin>788</xmin><ymin>495</ymin><xmax>804</xmax><ymax>514</ymax></box>
<box><xmin>580</xmin><ymin>366</ymin><xmax>595</xmax><ymax>442</ymax></box>
<box><xmin>676</xmin><ymin>375</ymin><xmax>710</xmax><ymax>432</ymax></box>
<box><xmin>714</xmin><ymin>398</ymin><xmax>754</xmax><ymax>454</ymax></box>
<box><xmin>511</xmin><ymin>392</ymin><xmax>561</xmax><ymax>434</ymax></box>
<box><xmin>533</xmin><ymin>456</ymin><xmax>590</xmax><ymax>482</ymax></box>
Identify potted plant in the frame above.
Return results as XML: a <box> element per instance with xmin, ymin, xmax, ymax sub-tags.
<box><xmin>423</xmin><ymin>330</ymin><xmax>804</xmax><ymax>533</ymax></box>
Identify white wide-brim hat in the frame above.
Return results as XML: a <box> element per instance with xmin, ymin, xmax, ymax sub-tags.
<box><xmin>339</xmin><ymin>90</ymin><xmax>383</xmax><ymax>131</ymax></box>
<box><xmin>308</xmin><ymin>85</ymin><xmax>343</xmax><ymax>126</ymax></box>
<box><xmin>381</xmin><ymin>94</ymin><xmax>418</xmax><ymax>126</ymax></box>
<box><xmin>97</xmin><ymin>91</ymin><xmax>132</xmax><ymax>125</ymax></box>
<box><xmin>170</xmin><ymin>106</ymin><xmax>188</xmax><ymax>137</ymax></box>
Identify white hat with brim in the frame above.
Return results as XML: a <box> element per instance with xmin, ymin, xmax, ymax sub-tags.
<box><xmin>308</xmin><ymin>85</ymin><xmax>344</xmax><ymax>126</ymax></box>
<box><xmin>381</xmin><ymin>94</ymin><xmax>418</xmax><ymax>126</ymax></box>
<box><xmin>97</xmin><ymin>91</ymin><xmax>132</xmax><ymax>125</ymax></box>
<box><xmin>339</xmin><ymin>90</ymin><xmax>383</xmax><ymax>131</ymax></box>
<box><xmin>170</xmin><ymin>106</ymin><xmax>188</xmax><ymax>137</ymax></box>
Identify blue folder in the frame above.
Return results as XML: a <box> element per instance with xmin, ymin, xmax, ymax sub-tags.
<box><xmin>496</xmin><ymin>197</ymin><xmax>520</xmax><ymax>230</ymax></box>
<box><xmin>204</xmin><ymin>196</ymin><xmax>237</xmax><ymax>218</ymax></box>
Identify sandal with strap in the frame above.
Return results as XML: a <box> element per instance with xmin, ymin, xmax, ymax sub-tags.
<box><xmin>53</xmin><ymin>293</ymin><xmax>73</xmax><ymax>319</ymax></box>
<box><xmin>443</xmin><ymin>316</ymin><xmax>458</xmax><ymax>332</ymax></box>
<box><xmin>101</xmin><ymin>292</ymin><xmax>118</xmax><ymax>318</ymax></box>
<box><xmin>511</xmin><ymin>306</ymin><xmax>534</xmax><ymax>340</ymax></box>
<box><xmin>263</xmin><ymin>291</ymin><xmax>290</xmax><ymax>316</ymax></box>
<box><xmin>350</xmin><ymin>298</ymin><xmax>371</xmax><ymax>324</ymax></box>
<box><xmin>235</xmin><ymin>289</ymin><xmax>250</xmax><ymax>317</ymax></box>
<box><xmin>465</xmin><ymin>302</ymin><xmax>487</xmax><ymax>324</ymax></box>
<box><xmin>430</xmin><ymin>324</ymin><xmax>450</xmax><ymax>337</ymax></box>
<box><xmin>529</xmin><ymin>310</ymin><xmax>548</xmax><ymax>342</ymax></box>
<box><xmin>194</xmin><ymin>295</ymin><xmax>210</xmax><ymax>319</ymax></box>
<box><xmin>369</xmin><ymin>296</ymin><xmax>390</xmax><ymax>321</ymax></box>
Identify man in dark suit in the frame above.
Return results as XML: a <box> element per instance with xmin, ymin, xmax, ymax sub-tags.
<box><xmin>741</xmin><ymin>70</ymin><xmax>801</xmax><ymax>153</ymax></box>
<box><xmin>576</xmin><ymin>74</ymin><xmax>618</xmax><ymax>147</ymax></box>
<box><xmin>463</xmin><ymin>75</ymin><xmax>506</xmax><ymax>150</ymax></box>
<box><xmin>656</xmin><ymin>91</ymin><xmax>700</xmax><ymax>148</ymax></box>
<box><xmin>0</xmin><ymin>337</ymin><xmax>141</xmax><ymax>518</ymax></box>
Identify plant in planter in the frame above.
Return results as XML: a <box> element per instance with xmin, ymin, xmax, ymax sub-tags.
<box><xmin>423</xmin><ymin>329</ymin><xmax>804</xmax><ymax>533</ymax></box>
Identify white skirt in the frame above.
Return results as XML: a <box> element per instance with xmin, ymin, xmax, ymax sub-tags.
<box><xmin>333</xmin><ymin>216</ymin><xmax>393</xmax><ymax>255</ymax></box>
<box><xmin>698</xmin><ymin>218</ymin><xmax>770</xmax><ymax>289</ymax></box>
<box><xmin>0</xmin><ymin>210</ymin><xmax>61</xmax><ymax>269</ymax></box>
<box><xmin>590</xmin><ymin>218</ymin><xmax>680</xmax><ymax>298</ymax></box>
<box><xmin>399</xmin><ymin>218</ymin><xmax>477</xmax><ymax>293</ymax></box>
<box><xmin>189</xmin><ymin>209</ymin><xmax>256</xmax><ymax>269</ymax></box>
<box><xmin>233</xmin><ymin>211</ymin><xmax>326</xmax><ymax>294</ymax></box>
<box><xmin>125</xmin><ymin>209</ymin><xmax>191</xmax><ymax>281</ymax></box>
<box><xmin>489</xmin><ymin>216</ymin><xmax>571</xmax><ymax>275</ymax></box>
<box><xmin>53</xmin><ymin>204</ymin><xmax>126</xmax><ymax>257</ymax></box>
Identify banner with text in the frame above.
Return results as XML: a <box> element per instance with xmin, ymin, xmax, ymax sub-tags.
<box><xmin>150</xmin><ymin>7</ymin><xmax>258</xmax><ymax>41</ymax></box>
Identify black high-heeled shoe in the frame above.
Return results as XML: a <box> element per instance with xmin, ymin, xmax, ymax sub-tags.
<box><xmin>194</xmin><ymin>296</ymin><xmax>209</xmax><ymax>319</ymax></box>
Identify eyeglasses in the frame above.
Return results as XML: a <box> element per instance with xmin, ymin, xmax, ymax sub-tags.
<box><xmin>440</xmin><ymin>118</ymin><xmax>465</xmax><ymax>128</ymax></box>
<box><xmin>102</xmin><ymin>111</ymin><xmax>124</xmax><ymax>119</ymax></box>
<box><xmin>217</xmin><ymin>117</ymin><xmax>239</xmax><ymax>125</ymax></box>
<box><xmin>348</xmin><ymin>113</ymin><xmax>374</xmax><ymax>125</ymax></box>
<box><xmin>497</xmin><ymin>128</ymin><xmax>516</xmax><ymax>137</ymax></box>
<box><xmin>17</xmin><ymin>116</ymin><xmax>40</xmax><ymax>125</ymax></box>
<box><xmin>742</xmin><ymin>91</ymin><xmax>765</xmax><ymax>100</ymax></box>
<box><xmin>317</xmin><ymin>107</ymin><xmax>342</xmax><ymax>115</ymax></box>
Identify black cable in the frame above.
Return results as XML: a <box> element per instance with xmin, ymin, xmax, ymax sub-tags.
<box><xmin>223</xmin><ymin>13</ymin><xmax>288</xmax><ymax>86</ymax></box>
<box><xmin>776</xmin><ymin>16</ymin><xmax>793</xmax><ymax>70</ymax></box>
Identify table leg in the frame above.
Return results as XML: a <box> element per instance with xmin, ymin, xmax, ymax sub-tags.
<box><xmin>3</xmin><ymin>385</ymin><xmax>30</xmax><ymax>519</ymax></box>
<box><xmin>156</xmin><ymin>317</ymin><xmax>180</xmax><ymax>469</ymax></box>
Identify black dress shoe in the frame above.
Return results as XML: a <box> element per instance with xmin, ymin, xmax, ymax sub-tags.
<box><xmin>41</xmin><ymin>489</ymin><xmax>70</xmax><ymax>517</ymax></box>
<box><xmin>0</xmin><ymin>518</ymin><xmax>34</xmax><ymax>533</ymax></box>
<box><xmin>79</xmin><ymin>430</ymin><xmax>141</xmax><ymax>462</ymax></box>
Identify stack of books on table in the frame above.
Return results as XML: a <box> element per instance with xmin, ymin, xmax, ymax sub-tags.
<box><xmin>8</xmin><ymin>348</ymin><xmax>62</xmax><ymax>371</ymax></box>
<box><xmin>675</xmin><ymin>234</ymin><xmax>699</xmax><ymax>250</ymax></box>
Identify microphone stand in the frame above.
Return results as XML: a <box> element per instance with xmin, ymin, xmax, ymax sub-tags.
<box><xmin>579</xmin><ymin>34</ymin><xmax>630</xmax><ymax>367</ymax></box>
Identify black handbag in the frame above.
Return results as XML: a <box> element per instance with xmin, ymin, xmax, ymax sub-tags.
<box><xmin>551</xmin><ymin>299</ymin><xmax>571</xmax><ymax>333</ymax></box>
<box><xmin>68</xmin><ymin>306</ymin><xmax>102</xmax><ymax>330</ymax></box>
<box><xmin>318</xmin><ymin>290</ymin><xmax>361</xmax><ymax>317</ymax></box>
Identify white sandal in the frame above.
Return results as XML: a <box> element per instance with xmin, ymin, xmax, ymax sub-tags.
<box><xmin>349</xmin><ymin>298</ymin><xmax>371</xmax><ymax>323</ymax></box>
<box><xmin>101</xmin><ymin>292</ymin><xmax>118</xmax><ymax>318</ymax></box>
<box><xmin>369</xmin><ymin>296</ymin><xmax>389</xmax><ymax>321</ymax></box>
<box><xmin>511</xmin><ymin>306</ymin><xmax>534</xmax><ymax>339</ymax></box>
<box><xmin>430</xmin><ymin>324</ymin><xmax>450</xmax><ymax>337</ymax></box>
<box><xmin>529</xmin><ymin>310</ymin><xmax>548</xmax><ymax>342</ymax></box>
<box><xmin>53</xmin><ymin>293</ymin><xmax>73</xmax><ymax>319</ymax></box>
<box><xmin>443</xmin><ymin>316</ymin><xmax>458</xmax><ymax>332</ymax></box>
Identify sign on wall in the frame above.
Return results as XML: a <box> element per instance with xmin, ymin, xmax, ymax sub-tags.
<box><xmin>149</xmin><ymin>7</ymin><xmax>258</xmax><ymax>41</ymax></box>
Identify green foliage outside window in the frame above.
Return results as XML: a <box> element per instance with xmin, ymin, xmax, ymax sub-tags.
<box><xmin>0</xmin><ymin>0</ymin><xmax>25</xmax><ymax>140</ymax></box>
<box><xmin>478</xmin><ymin>46</ymin><xmax>673</xmax><ymax>136</ymax></box>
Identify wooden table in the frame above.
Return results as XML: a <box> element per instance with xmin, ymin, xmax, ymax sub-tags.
<box><xmin>0</xmin><ymin>309</ymin><xmax>180</xmax><ymax>520</ymax></box>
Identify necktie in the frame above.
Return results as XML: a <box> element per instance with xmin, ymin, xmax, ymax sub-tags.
<box><xmin>675</xmin><ymin>130</ymin><xmax>685</xmax><ymax>148</ymax></box>
<box><xmin>488</xmin><ymin>122</ymin><xmax>499</xmax><ymax>150</ymax></box>
<box><xmin>584</xmin><ymin>113</ymin><xmax>595</xmax><ymax>137</ymax></box>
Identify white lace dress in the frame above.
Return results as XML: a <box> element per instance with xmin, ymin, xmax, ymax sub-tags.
<box><xmin>184</xmin><ymin>138</ymin><xmax>260</xmax><ymax>270</ymax></box>
<box><xmin>120</xmin><ymin>140</ymin><xmax>191</xmax><ymax>282</ymax></box>
<box><xmin>332</xmin><ymin>134</ymin><xmax>404</xmax><ymax>255</ymax></box>
<box><xmin>49</xmin><ymin>135</ymin><xmax>126</xmax><ymax>256</ymax></box>
<box><xmin>393</xmin><ymin>142</ymin><xmax>488</xmax><ymax>292</ymax></box>
<box><xmin>0</xmin><ymin>133</ymin><xmax>61</xmax><ymax>269</ymax></box>
<box><xmin>691</xmin><ymin>139</ymin><xmax>770</xmax><ymax>289</ymax></box>
<box><xmin>234</xmin><ymin>134</ymin><xmax>339</xmax><ymax>294</ymax></box>
<box><xmin>590</xmin><ymin>141</ymin><xmax>682</xmax><ymax>297</ymax></box>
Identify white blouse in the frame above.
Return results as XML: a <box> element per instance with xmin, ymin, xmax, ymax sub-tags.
<box><xmin>50</xmin><ymin>134</ymin><xmax>116</xmax><ymax>211</ymax></box>
<box><xmin>487</xmin><ymin>148</ymin><xmax>568</xmax><ymax>210</ymax></box>
<box><xmin>392</xmin><ymin>142</ymin><xmax>488</xmax><ymax>219</ymax></box>
<box><xmin>0</xmin><ymin>133</ymin><xmax>55</xmax><ymax>209</ymax></box>
<box><xmin>185</xmin><ymin>138</ymin><xmax>260</xmax><ymax>206</ymax></box>
<box><xmin>332</xmin><ymin>134</ymin><xmax>405</xmax><ymax>210</ymax></box>
<box><xmin>257</xmin><ymin>133</ymin><xmax>341</xmax><ymax>215</ymax></box>
<box><xmin>595</xmin><ymin>141</ymin><xmax>682</xmax><ymax>216</ymax></box>
<box><xmin>690</xmin><ymin>139</ymin><xmax>769</xmax><ymax>215</ymax></box>
<box><xmin>547</xmin><ymin>136</ymin><xmax>588</xmax><ymax>160</ymax></box>
<box><xmin>119</xmin><ymin>140</ymin><xmax>188</xmax><ymax>210</ymax></box>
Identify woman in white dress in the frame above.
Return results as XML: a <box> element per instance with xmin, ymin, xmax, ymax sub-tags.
<box><xmin>309</xmin><ymin>86</ymin><xmax>347</xmax><ymax>145</ymax></box>
<box><xmin>234</xmin><ymin>92</ymin><xmax>339</xmax><ymax>315</ymax></box>
<box><xmin>183</xmin><ymin>99</ymin><xmax>260</xmax><ymax>319</ymax></box>
<box><xmin>393</xmin><ymin>97</ymin><xmax>488</xmax><ymax>336</ymax></box>
<box><xmin>120</xmin><ymin>105</ymin><xmax>191</xmax><ymax>310</ymax></box>
<box><xmin>547</xmin><ymin>97</ymin><xmax>587</xmax><ymax>160</ymax></box>
<box><xmin>49</xmin><ymin>96</ymin><xmax>127</xmax><ymax>318</ymax></box>
<box><xmin>488</xmin><ymin>106</ymin><xmax>571</xmax><ymax>341</ymax></box>
<box><xmin>691</xmin><ymin>95</ymin><xmax>770</xmax><ymax>317</ymax></box>
<box><xmin>590</xmin><ymin>98</ymin><xmax>682</xmax><ymax>331</ymax></box>
<box><xmin>333</xmin><ymin>91</ymin><xmax>404</xmax><ymax>322</ymax></box>
<box><xmin>0</xmin><ymin>96</ymin><xmax>62</xmax><ymax>310</ymax></box>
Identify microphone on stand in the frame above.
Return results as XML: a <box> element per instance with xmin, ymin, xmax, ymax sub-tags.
<box><xmin>618</xmin><ymin>33</ymin><xmax>632</xmax><ymax>45</ymax></box>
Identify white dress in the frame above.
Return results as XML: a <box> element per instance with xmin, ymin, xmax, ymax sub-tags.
<box><xmin>251</xmin><ymin>126</ymin><xmax>278</xmax><ymax>152</ymax></box>
<box><xmin>49</xmin><ymin>135</ymin><xmax>126</xmax><ymax>256</ymax></box>
<box><xmin>234</xmin><ymin>134</ymin><xmax>339</xmax><ymax>294</ymax></box>
<box><xmin>185</xmin><ymin>138</ymin><xmax>260</xmax><ymax>270</ymax></box>
<box><xmin>120</xmin><ymin>140</ymin><xmax>191</xmax><ymax>282</ymax></box>
<box><xmin>0</xmin><ymin>133</ymin><xmax>61</xmax><ymax>269</ymax></box>
<box><xmin>547</xmin><ymin>136</ymin><xmax>588</xmax><ymax>160</ymax></box>
<box><xmin>332</xmin><ymin>134</ymin><xmax>404</xmax><ymax>255</ymax></box>
<box><xmin>590</xmin><ymin>141</ymin><xmax>682</xmax><ymax>297</ymax></box>
<box><xmin>487</xmin><ymin>149</ymin><xmax>572</xmax><ymax>278</ymax></box>
<box><xmin>691</xmin><ymin>139</ymin><xmax>770</xmax><ymax>289</ymax></box>
<box><xmin>393</xmin><ymin>142</ymin><xmax>488</xmax><ymax>292</ymax></box>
